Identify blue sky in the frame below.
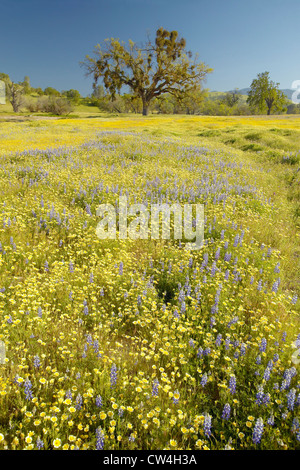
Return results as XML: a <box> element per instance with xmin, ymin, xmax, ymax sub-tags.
<box><xmin>1</xmin><ymin>0</ymin><xmax>299</xmax><ymax>96</ymax></box>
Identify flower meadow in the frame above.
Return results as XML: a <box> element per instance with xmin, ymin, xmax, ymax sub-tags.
<box><xmin>0</xmin><ymin>122</ymin><xmax>299</xmax><ymax>450</ymax></box>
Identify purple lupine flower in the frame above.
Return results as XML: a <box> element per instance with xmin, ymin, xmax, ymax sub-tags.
<box><xmin>256</xmin><ymin>355</ymin><xmax>262</xmax><ymax>365</ymax></box>
<box><xmin>215</xmin><ymin>334</ymin><xmax>222</xmax><ymax>347</ymax></box>
<box><xmin>95</xmin><ymin>395</ymin><xmax>103</xmax><ymax>408</ymax></box>
<box><xmin>197</xmin><ymin>347</ymin><xmax>203</xmax><ymax>358</ymax></box>
<box><xmin>267</xmin><ymin>415</ymin><xmax>274</xmax><ymax>426</ymax></box>
<box><xmin>85</xmin><ymin>204</ymin><xmax>92</xmax><ymax>216</ymax></box>
<box><xmin>282</xmin><ymin>331</ymin><xmax>287</xmax><ymax>342</ymax></box>
<box><xmin>86</xmin><ymin>334</ymin><xmax>92</xmax><ymax>344</ymax></box>
<box><xmin>259</xmin><ymin>338</ymin><xmax>267</xmax><ymax>353</ymax></box>
<box><xmin>272</xmin><ymin>279</ymin><xmax>280</xmax><ymax>293</ymax></box>
<box><xmin>201</xmin><ymin>373</ymin><xmax>208</xmax><ymax>387</ymax></box>
<box><xmin>255</xmin><ymin>389</ymin><xmax>264</xmax><ymax>405</ymax></box>
<box><xmin>291</xmin><ymin>418</ymin><xmax>299</xmax><ymax>433</ymax></box>
<box><xmin>273</xmin><ymin>353</ymin><xmax>279</xmax><ymax>362</ymax></box>
<box><xmin>83</xmin><ymin>304</ymin><xmax>89</xmax><ymax>315</ymax></box>
<box><xmin>203</xmin><ymin>414</ymin><xmax>212</xmax><ymax>438</ymax></box>
<box><xmin>287</xmin><ymin>389</ymin><xmax>296</xmax><ymax>411</ymax></box>
<box><xmin>233</xmin><ymin>234</ymin><xmax>239</xmax><ymax>247</ymax></box>
<box><xmin>263</xmin><ymin>393</ymin><xmax>270</xmax><ymax>406</ymax></box>
<box><xmin>252</xmin><ymin>418</ymin><xmax>264</xmax><ymax>444</ymax></box>
<box><xmin>95</xmin><ymin>427</ymin><xmax>105</xmax><ymax>450</ymax></box>
<box><xmin>36</xmin><ymin>437</ymin><xmax>44</xmax><ymax>449</ymax></box>
<box><xmin>110</xmin><ymin>364</ymin><xmax>117</xmax><ymax>389</ymax></box>
<box><xmin>33</xmin><ymin>355</ymin><xmax>41</xmax><ymax>369</ymax></box>
<box><xmin>119</xmin><ymin>262</ymin><xmax>123</xmax><ymax>275</ymax></box>
<box><xmin>229</xmin><ymin>375</ymin><xmax>236</xmax><ymax>395</ymax></box>
<box><xmin>173</xmin><ymin>309</ymin><xmax>180</xmax><ymax>319</ymax></box>
<box><xmin>75</xmin><ymin>393</ymin><xmax>82</xmax><ymax>411</ymax></box>
<box><xmin>291</xmin><ymin>295</ymin><xmax>298</xmax><ymax>305</ymax></box>
<box><xmin>24</xmin><ymin>379</ymin><xmax>33</xmax><ymax>401</ymax></box>
<box><xmin>210</xmin><ymin>262</ymin><xmax>217</xmax><ymax>277</ymax></box>
<box><xmin>152</xmin><ymin>379</ymin><xmax>159</xmax><ymax>397</ymax></box>
<box><xmin>222</xmin><ymin>403</ymin><xmax>231</xmax><ymax>420</ymax></box>
<box><xmin>263</xmin><ymin>367</ymin><xmax>271</xmax><ymax>382</ymax></box>
<box><xmin>225</xmin><ymin>337</ymin><xmax>231</xmax><ymax>350</ymax></box>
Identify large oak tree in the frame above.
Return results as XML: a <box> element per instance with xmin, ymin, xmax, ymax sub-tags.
<box><xmin>82</xmin><ymin>28</ymin><xmax>212</xmax><ymax>115</ymax></box>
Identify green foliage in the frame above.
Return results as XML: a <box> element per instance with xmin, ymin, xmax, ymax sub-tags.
<box><xmin>44</xmin><ymin>87</ymin><xmax>61</xmax><ymax>97</ymax></box>
<box><xmin>247</xmin><ymin>72</ymin><xmax>287</xmax><ymax>115</ymax></box>
<box><xmin>25</xmin><ymin>96</ymin><xmax>73</xmax><ymax>115</ymax></box>
<box><xmin>20</xmin><ymin>76</ymin><xmax>31</xmax><ymax>95</ymax></box>
<box><xmin>287</xmin><ymin>103</ymin><xmax>300</xmax><ymax>114</ymax></box>
<box><xmin>62</xmin><ymin>89</ymin><xmax>81</xmax><ymax>105</ymax></box>
<box><xmin>221</xmin><ymin>89</ymin><xmax>241</xmax><ymax>107</ymax></box>
<box><xmin>82</xmin><ymin>28</ymin><xmax>212</xmax><ymax>115</ymax></box>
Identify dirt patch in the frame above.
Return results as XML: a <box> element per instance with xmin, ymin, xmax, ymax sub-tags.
<box><xmin>0</xmin><ymin>115</ymin><xmax>60</xmax><ymax>122</ymax></box>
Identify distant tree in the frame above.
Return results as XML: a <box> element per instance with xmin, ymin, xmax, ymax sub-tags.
<box><xmin>287</xmin><ymin>103</ymin><xmax>300</xmax><ymax>114</ymax></box>
<box><xmin>153</xmin><ymin>93</ymin><xmax>175</xmax><ymax>114</ymax></box>
<box><xmin>176</xmin><ymin>86</ymin><xmax>207</xmax><ymax>114</ymax></box>
<box><xmin>222</xmin><ymin>89</ymin><xmax>241</xmax><ymax>107</ymax></box>
<box><xmin>36</xmin><ymin>96</ymin><xmax>73</xmax><ymax>115</ymax></box>
<box><xmin>21</xmin><ymin>76</ymin><xmax>31</xmax><ymax>94</ymax></box>
<box><xmin>62</xmin><ymin>89</ymin><xmax>81</xmax><ymax>104</ymax></box>
<box><xmin>122</xmin><ymin>93</ymin><xmax>142</xmax><ymax>113</ymax></box>
<box><xmin>7</xmin><ymin>82</ymin><xmax>25</xmax><ymax>112</ymax></box>
<box><xmin>44</xmin><ymin>87</ymin><xmax>61</xmax><ymax>97</ymax></box>
<box><xmin>82</xmin><ymin>27</ymin><xmax>212</xmax><ymax>115</ymax></box>
<box><xmin>34</xmin><ymin>87</ymin><xmax>44</xmax><ymax>96</ymax></box>
<box><xmin>247</xmin><ymin>72</ymin><xmax>287</xmax><ymax>115</ymax></box>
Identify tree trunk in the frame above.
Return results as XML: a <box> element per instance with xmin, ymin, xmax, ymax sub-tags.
<box><xmin>142</xmin><ymin>100</ymin><xmax>149</xmax><ymax>116</ymax></box>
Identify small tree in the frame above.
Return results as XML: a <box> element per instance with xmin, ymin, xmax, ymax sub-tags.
<box><xmin>222</xmin><ymin>89</ymin><xmax>241</xmax><ymax>107</ymax></box>
<box><xmin>8</xmin><ymin>81</ymin><xmax>25</xmax><ymax>112</ymax></box>
<box><xmin>44</xmin><ymin>87</ymin><xmax>61</xmax><ymax>97</ymax></box>
<box><xmin>21</xmin><ymin>76</ymin><xmax>31</xmax><ymax>94</ymax></box>
<box><xmin>247</xmin><ymin>72</ymin><xmax>287</xmax><ymax>115</ymax></box>
<box><xmin>62</xmin><ymin>89</ymin><xmax>81</xmax><ymax>105</ymax></box>
<box><xmin>82</xmin><ymin>27</ymin><xmax>212</xmax><ymax>115</ymax></box>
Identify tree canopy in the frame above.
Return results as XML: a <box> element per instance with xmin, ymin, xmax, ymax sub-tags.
<box><xmin>247</xmin><ymin>72</ymin><xmax>287</xmax><ymax>115</ymax></box>
<box><xmin>82</xmin><ymin>27</ymin><xmax>212</xmax><ymax>115</ymax></box>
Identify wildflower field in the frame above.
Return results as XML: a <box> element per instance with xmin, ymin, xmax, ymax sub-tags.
<box><xmin>0</xmin><ymin>115</ymin><xmax>299</xmax><ymax>450</ymax></box>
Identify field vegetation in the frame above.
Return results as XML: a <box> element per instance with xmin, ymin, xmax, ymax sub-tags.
<box><xmin>0</xmin><ymin>114</ymin><xmax>299</xmax><ymax>450</ymax></box>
